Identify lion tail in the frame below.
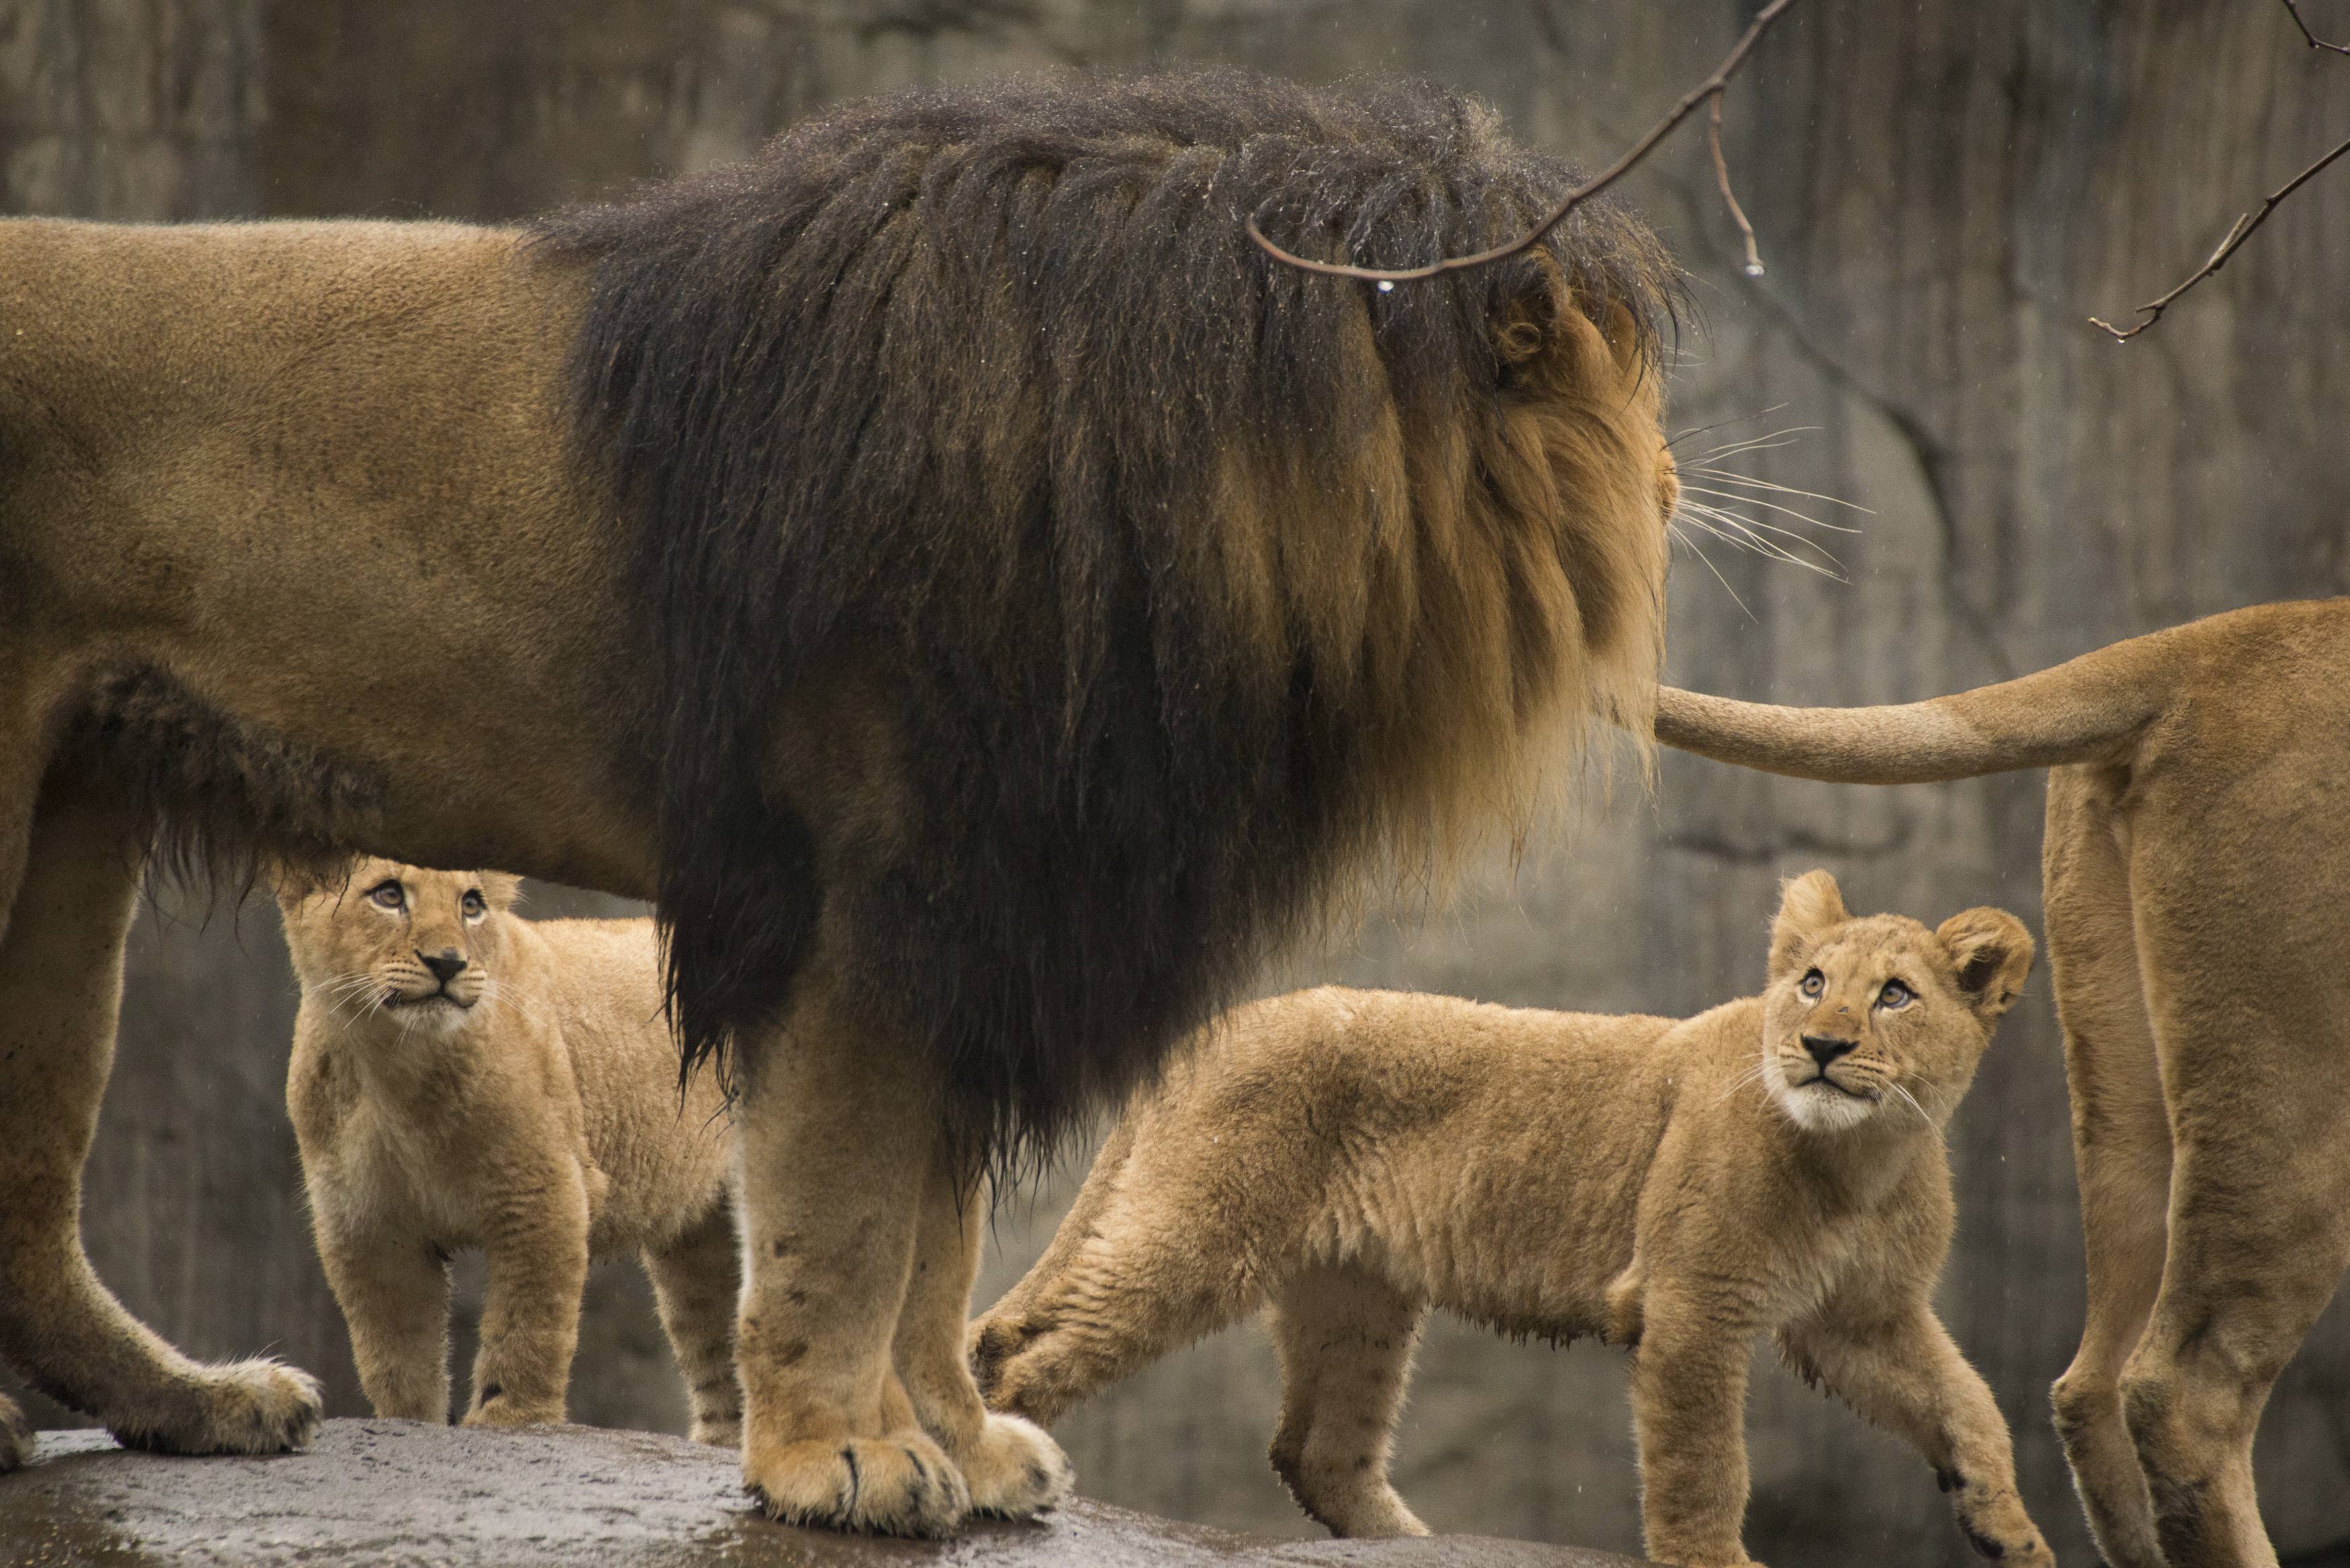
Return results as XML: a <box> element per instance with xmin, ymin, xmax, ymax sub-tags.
<box><xmin>1652</xmin><ymin>624</ymin><xmax>2190</xmax><ymax>783</ymax></box>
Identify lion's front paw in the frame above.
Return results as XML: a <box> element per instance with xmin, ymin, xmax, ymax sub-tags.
<box><xmin>690</xmin><ymin>1414</ymin><xmax>743</xmax><ymax>1449</ymax></box>
<box><xmin>955</xmin><ymin>1412</ymin><xmax>1072</xmax><ymax>1519</ymax></box>
<box><xmin>112</xmin><ymin>1359</ymin><xmax>323</xmax><ymax>1457</ymax></box>
<box><xmin>1</xmin><ymin>1393</ymin><xmax>34</xmax><ymax>1473</ymax></box>
<box><xmin>745</xmin><ymin>1430</ymin><xmax>971</xmax><ymax>1537</ymax></box>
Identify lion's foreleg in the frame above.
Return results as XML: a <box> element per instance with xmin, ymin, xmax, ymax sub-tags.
<box><xmin>892</xmin><ymin>1157</ymin><xmax>1071</xmax><ymax>1518</ymax></box>
<box><xmin>1782</xmin><ymin>1306</ymin><xmax>2053</xmax><ymax>1566</ymax></box>
<box><xmin>643</xmin><ymin>1203</ymin><xmax>743</xmax><ymax>1447</ymax></box>
<box><xmin>313</xmin><ymin>1221</ymin><xmax>452</xmax><ymax>1424</ymax></box>
<box><xmin>1628</xmin><ymin>1295</ymin><xmax>1757</xmax><ymax>1568</ymax></box>
<box><xmin>463</xmin><ymin>1162</ymin><xmax>591</xmax><ymax>1428</ymax></box>
<box><xmin>731</xmin><ymin>972</ymin><xmax>970</xmax><ymax>1536</ymax></box>
<box><xmin>0</xmin><ymin>788</ymin><xmax>321</xmax><ymax>1456</ymax></box>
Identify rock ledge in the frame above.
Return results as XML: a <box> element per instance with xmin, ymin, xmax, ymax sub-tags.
<box><xmin>1</xmin><ymin>1419</ymin><xmax>1646</xmax><ymax>1567</ymax></box>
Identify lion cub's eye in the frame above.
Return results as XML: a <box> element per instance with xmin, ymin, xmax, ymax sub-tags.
<box><xmin>1798</xmin><ymin>969</ymin><xmax>1824</xmax><ymax>998</ymax></box>
<box><xmin>1878</xmin><ymin>979</ymin><xmax>1913</xmax><ymax>1010</ymax></box>
<box><xmin>368</xmin><ymin>881</ymin><xmax>405</xmax><ymax>912</ymax></box>
<box><xmin>462</xmin><ymin>890</ymin><xmax>487</xmax><ymax>920</ymax></box>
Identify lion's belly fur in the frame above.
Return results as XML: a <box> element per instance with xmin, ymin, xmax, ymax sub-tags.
<box><xmin>0</xmin><ymin>217</ymin><xmax>654</xmax><ymax>893</ymax></box>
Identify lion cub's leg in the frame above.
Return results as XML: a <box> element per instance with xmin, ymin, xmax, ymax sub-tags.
<box><xmin>1265</xmin><ymin>1263</ymin><xmax>1429</xmax><ymax>1538</ymax></box>
<box><xmin>642</xmin><ymin>1203</ymin><xmax>743</xmax><ymax>1447</ymax></box>
<box><xmin>312</xmin><ymin>1219</ymin><xmax>453</xmax><ymax>1423</ymax></box>
<box><xmin>731</xmin><ymin>969</ymin><xmax>969</xmax><ymax>1537</ymax></box>
<box><xmin>2041</xmin><ymin>767</ymin><xmax>2169</xmax><ymax>1568</ymax></box>
<box><xmin>1627</xmin><ymin>1289</ymin><xmax>1758</xmax><ymax>1568</ymax></box>
<box><xmin>1</xmin><ymin>1391</ymin><xmax>32</xmax><ymax>1472</ymax></box>
<box><xmin>1781</xmin><ymin>1304</ymin><xmax>2053</xmax><ymax>1566</ymax></box>
<box><xmin>462</xmin><ymin>1161</ymin><xmax>591</xmax><ymax>1427</ymax></box>
<box><xmin>0</xmin><ymin>789</ymin><xmax>321</xmax><ymax>1457</ymax></box>
<box><xmin>892</xmin><ymin>1157</ymin><xmax>1071</xmax><ymax>1518</ymax></box>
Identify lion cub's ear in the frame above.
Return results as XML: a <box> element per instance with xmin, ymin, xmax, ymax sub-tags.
<box><xmin>1935</xmin><ymin>907</ymin><xmax>2035</xmax><ymax>1025</ymax></box>
<box><xmin>1767</xmin><ymin>869</ymin><xmax>1849</xmax><ymax>981</ymax></box>
<box><xmin>480</xmin><ymin>872</ymin><xmax>524</xmax><ymax>911</ymax></box>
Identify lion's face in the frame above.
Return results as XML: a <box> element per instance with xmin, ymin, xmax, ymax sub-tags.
<box><xmin>1758</xmin><ymin>871</ymin><xmax>2034</xmax><ymax>1134</ymax></box>
<box><xmin>277</xmin><ymin>858</ymin><xmax>522</xmax><ymax>1034</ymax></box>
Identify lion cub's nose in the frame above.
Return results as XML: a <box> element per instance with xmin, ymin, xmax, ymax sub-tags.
<box><xmin>1801</xmin><ymin>1034</ymin><xmax>1856</xmax><ymax>1069</ymax></box>
<box><xmin>420</xmin><ymin>950</ymin><xmax>468</xmax><ymax>985</ymax></box>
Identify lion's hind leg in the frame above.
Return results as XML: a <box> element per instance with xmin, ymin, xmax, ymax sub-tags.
<box><xmin>0</xmin><ymin>785</ymin><xmax>322</xmax><ymax>1457</ymax></box>
<box><xmin>1266</xmin><ymin>1263</ymin><xmax>1429</xmax><ymax>1538</ymax></box>
<box><xmin>2042</xmin><ymin>765</ymin><xmax>2169</xmax><ymax>1568</ymax></box>
<box><xmin>643</xmin><ymin>1202</ymin><xmax>743</xmax><ymax>1447</ymax></box>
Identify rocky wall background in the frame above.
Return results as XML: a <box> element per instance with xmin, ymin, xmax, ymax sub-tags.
<box><xmin>4</xmin><ymin>2</ymin><xmax>2349</xmax><ymax>1563</ymax></box>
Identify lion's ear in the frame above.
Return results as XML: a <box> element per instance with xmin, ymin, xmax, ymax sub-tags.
<box><xmin>1768</xmin><ymin>869</ymin><xmax>1848</xmax><ymax>981</ymax></box>
<box><xmin>481</xmin><ymin>872</ymin><xmax>524</xmax><ymax>912</ymax></box>
<box><xmin>267</xmin><ymin>854</ymin><xmax>348</xmax><ymax>910</ymax></box>
<box><xmin>1936</xmin><ymin>907</ymin><xmax>2035</xmax><ymax>1025</ymax></box>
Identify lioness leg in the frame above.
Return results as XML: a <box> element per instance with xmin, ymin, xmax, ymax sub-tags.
<box><xmin>891</xmin><ymin>1155</ymin><xmax>1072</xmax><ymax>1517</ymax></box>
<box><xmin>2042</xmin><ymin>765</ymin><xmax>2169</xmax><ymax>1568</ymax></box>
<box><xmin>0</xmin><ymin>785</ymin><xmax>321</xmax><ymax>1455</ymax></box>
<box><xmin>1264</xmin><ymin>1263</ymin><xmax>1429</xmax><ymax>1538</ymax></box>
<box><xmin>314</xmin><ymin>1220</ymin><xmax>453</xmax><ymax>1423</ymax></box>
<box><xmin>463</xmin><ymin>1161</ymin><xmax>592</xmax><ymax>1427</ymax></box>
<box><xmin>642</xmin><ymin>1203</ymin><xmax>743</xmax><ymax>1447</ymax></box>
<box><xmin>1781</xmin><ymin>1305</ymin><xmax>2052</xmax><ymax>1565</ymax></box>
<box><xmin>731</xmin><ymin>969</ymin><xmax>969</xmax><ymax>1536</ymax></box>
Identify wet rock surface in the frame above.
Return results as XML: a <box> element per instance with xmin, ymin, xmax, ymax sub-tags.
<box><xmin>0</xmin><ymin>1420</ymin><xmax>1648</xmax><ymax>1567</ymax></box>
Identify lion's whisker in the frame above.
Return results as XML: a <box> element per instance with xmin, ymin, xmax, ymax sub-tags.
<box><xmin>1666</xmin><ymin>401</ymin><xmax>1791</xmax><ymax>452</ymax></box>
<box><xmin>1689</xmin><ymin>467</ymin><xmax>1873</xmax><ymax>518</ymax></box>
<box><xmin>1670</xmin><ymin>522</ymin><xmax>1757</xmax><ymax>621</ymax></box>
<box><xmin>1677</xmin><ymin>500</ymin><xmax>1850</xmax><ymax>576</ymax></box>
<box><xmin>1679</xmin><ymin>482</ymin><xmax>1865</xmax><ymax>538</ymax></box>
<box><xmin>1694</xmin><ymin>426</ymin><xmax>1821</xmax><ymax>462</ymax></box>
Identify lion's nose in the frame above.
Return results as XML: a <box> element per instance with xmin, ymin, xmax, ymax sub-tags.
<box><xmin>1801</xmin><ymin>1034</ymin><xmax>1856</xmax><ymax>1069</ymax></box>
<box><xmin>420</xmin><ymin>950</ymin><xmax>467</xmax><ymax>984</ymax></box>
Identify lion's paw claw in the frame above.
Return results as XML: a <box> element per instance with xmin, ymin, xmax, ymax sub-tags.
<box><xmin>745</xmin><ymin>1430</ymin><xmax>970</xmax><ymax>1537</ymax></box>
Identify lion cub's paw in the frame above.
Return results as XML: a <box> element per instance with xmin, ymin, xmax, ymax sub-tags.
<box><xmin>1</xmin><ymin>1392</ymin><xmax>34</xmax><ymax>1473</ymax></box>
<box><xmin>745</xmin><ymin>1430</ymin><xmax>971</xmax><ymax>1537</ymax></box>
<box><xmin>112</xmin><ymin>1359</ymin><xmax>324</xmax><ymax>1457</ymax></box>
<box><xmin>956</xmin><ymin>1412</ymin><xmax>1072</xmax><ymax>1518</ymax></box>
<box><xmin>690</xmin><ymin>1414</ymin><xmax>743</xmax><ymax>1449</ymax></box>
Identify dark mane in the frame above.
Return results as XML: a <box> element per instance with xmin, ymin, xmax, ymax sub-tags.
<box><xmin>533</xmin><ymin>69</ymin><xmax>1677</xmax><ymax>1174</ymax></box>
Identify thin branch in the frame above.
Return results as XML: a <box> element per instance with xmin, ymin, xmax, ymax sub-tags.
<box><xmin>1247</xmin><ymin>0</ymin><xmax>1797</xmax><ymax>283</ymax></box>
<box><xmin>1708</xmin><ymin>89</ymin><xmax>1766</xmax><ymax>277</ymax></box>
<box><xmin>2282</xmin><ymin>0</ymin><xmax>2350</xmax><ymax>54</ymax></box>
<box><xmin>2089</xmin><ymin>129</ymin><xmax>2350</xmax><ymax>339</ymax></box>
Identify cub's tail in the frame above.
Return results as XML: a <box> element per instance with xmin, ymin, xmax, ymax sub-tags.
<box><xmin>1652</xmin><ymin>621</ymin><xmax>2194</xmax><ymax>784</ymax></box>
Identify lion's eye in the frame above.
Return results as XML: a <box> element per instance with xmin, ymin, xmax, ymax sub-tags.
<box><xmin>462</xmin><ymin>890</ymin><xmax>486</xmax><ymax>919</ymax></box>
<box><xmin>1879</xmin><ymin>980</ymin><xmax>1913</xmax><ymax>1009</ymax></box>
<box><xmin>1798</xmin><ymin>969</ymin><xmax>1824</xmax><ymax>998</ymax></box>
<box><xmin>369</xmin><ymin>881</ymin><xmax>405</xmax><ymax>912</ymax></box>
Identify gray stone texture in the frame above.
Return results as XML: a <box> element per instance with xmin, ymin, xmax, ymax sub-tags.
<box><xmin>3</xmin><ymin>1</ymin><xmax>2348</xmax><ymax>1564</ymax></box>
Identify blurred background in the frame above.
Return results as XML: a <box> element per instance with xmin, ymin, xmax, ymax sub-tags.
<box><xmin>5</xmin><ymin>1</ymin><xmax>2349</xmax><ymax>1563</ymax></box>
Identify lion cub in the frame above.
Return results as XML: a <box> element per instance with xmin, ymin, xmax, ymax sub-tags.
<box><xmin>972</xmin><ymin>872</ymin><xmax>2053</xmax><ymax>1567</ymax></box>
<box><xmin>279</xmin><ymin>859</ymin><xmax>740</xmax><ymax>1442</ymax></box>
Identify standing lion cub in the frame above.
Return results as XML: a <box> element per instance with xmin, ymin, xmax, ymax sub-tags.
<box><xmin>279</xmin><ymin>860</ymin><xmax>741</xmax><ymax>1441</ymax></box>
<box><xmin>972</xmin><ymin>872</ymin><xmax>2053</xmax><ymax>1567</ymax></box>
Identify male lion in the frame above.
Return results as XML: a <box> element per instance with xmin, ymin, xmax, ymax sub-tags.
<box><xmin>1654</xmin><ymin>596</ymin><xmax>2350</xmax><ymax>1568</ymax></box>
<box><xmin>0</xmin><ymin>72</ymin><xmax>1681</xmax><ymax>1534</ymax></box>
<box><xmin>279</xmin><ymin>860</ymin><xmax>740</xmax><ymax>1443</ymax></box>
<box><xmin>970</xmin><ymin>871</ymin><xmax>2051</xmax><ymax>1567</ymax></box>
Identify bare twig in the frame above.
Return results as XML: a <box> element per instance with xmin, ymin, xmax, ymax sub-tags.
<box><xmin>1708</xmin><ymin>89</ymin><xmax>1766</xmax><ymax>277</ymax></box>
<box><xmin>2282</xmin><ymin>0</ymin><xmax>2350</xmax><ymax>54</ymax></box>
<box><xmin>2089</xmin><ymin>129</ymin><xmax>2350</xmax><ymax>339</ymax></box>
<box><xmin>1247</xmin><ymin>0</ymin><xmax>1797</xmax><ymax>283</ymax></box>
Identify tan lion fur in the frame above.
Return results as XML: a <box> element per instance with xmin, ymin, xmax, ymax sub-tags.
<box><xmin>971</xmin><ymin>873</ymin><xmax>2050</xmax><ymax>1568</ymax></box>
<box><xmin>0</xmin><ymin>73</ymin><xmax>1679</xmax><ymax>1534</ymax></box>
<box><xmin>279</xmin><ymin>859</ymin><xmax>740</xmax><ymax>1442</ymax></box>
<box><xmin>1653</xmin><ymin>595</ymin><xmax>2350</xmax><ymax>1568</ymax></box>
